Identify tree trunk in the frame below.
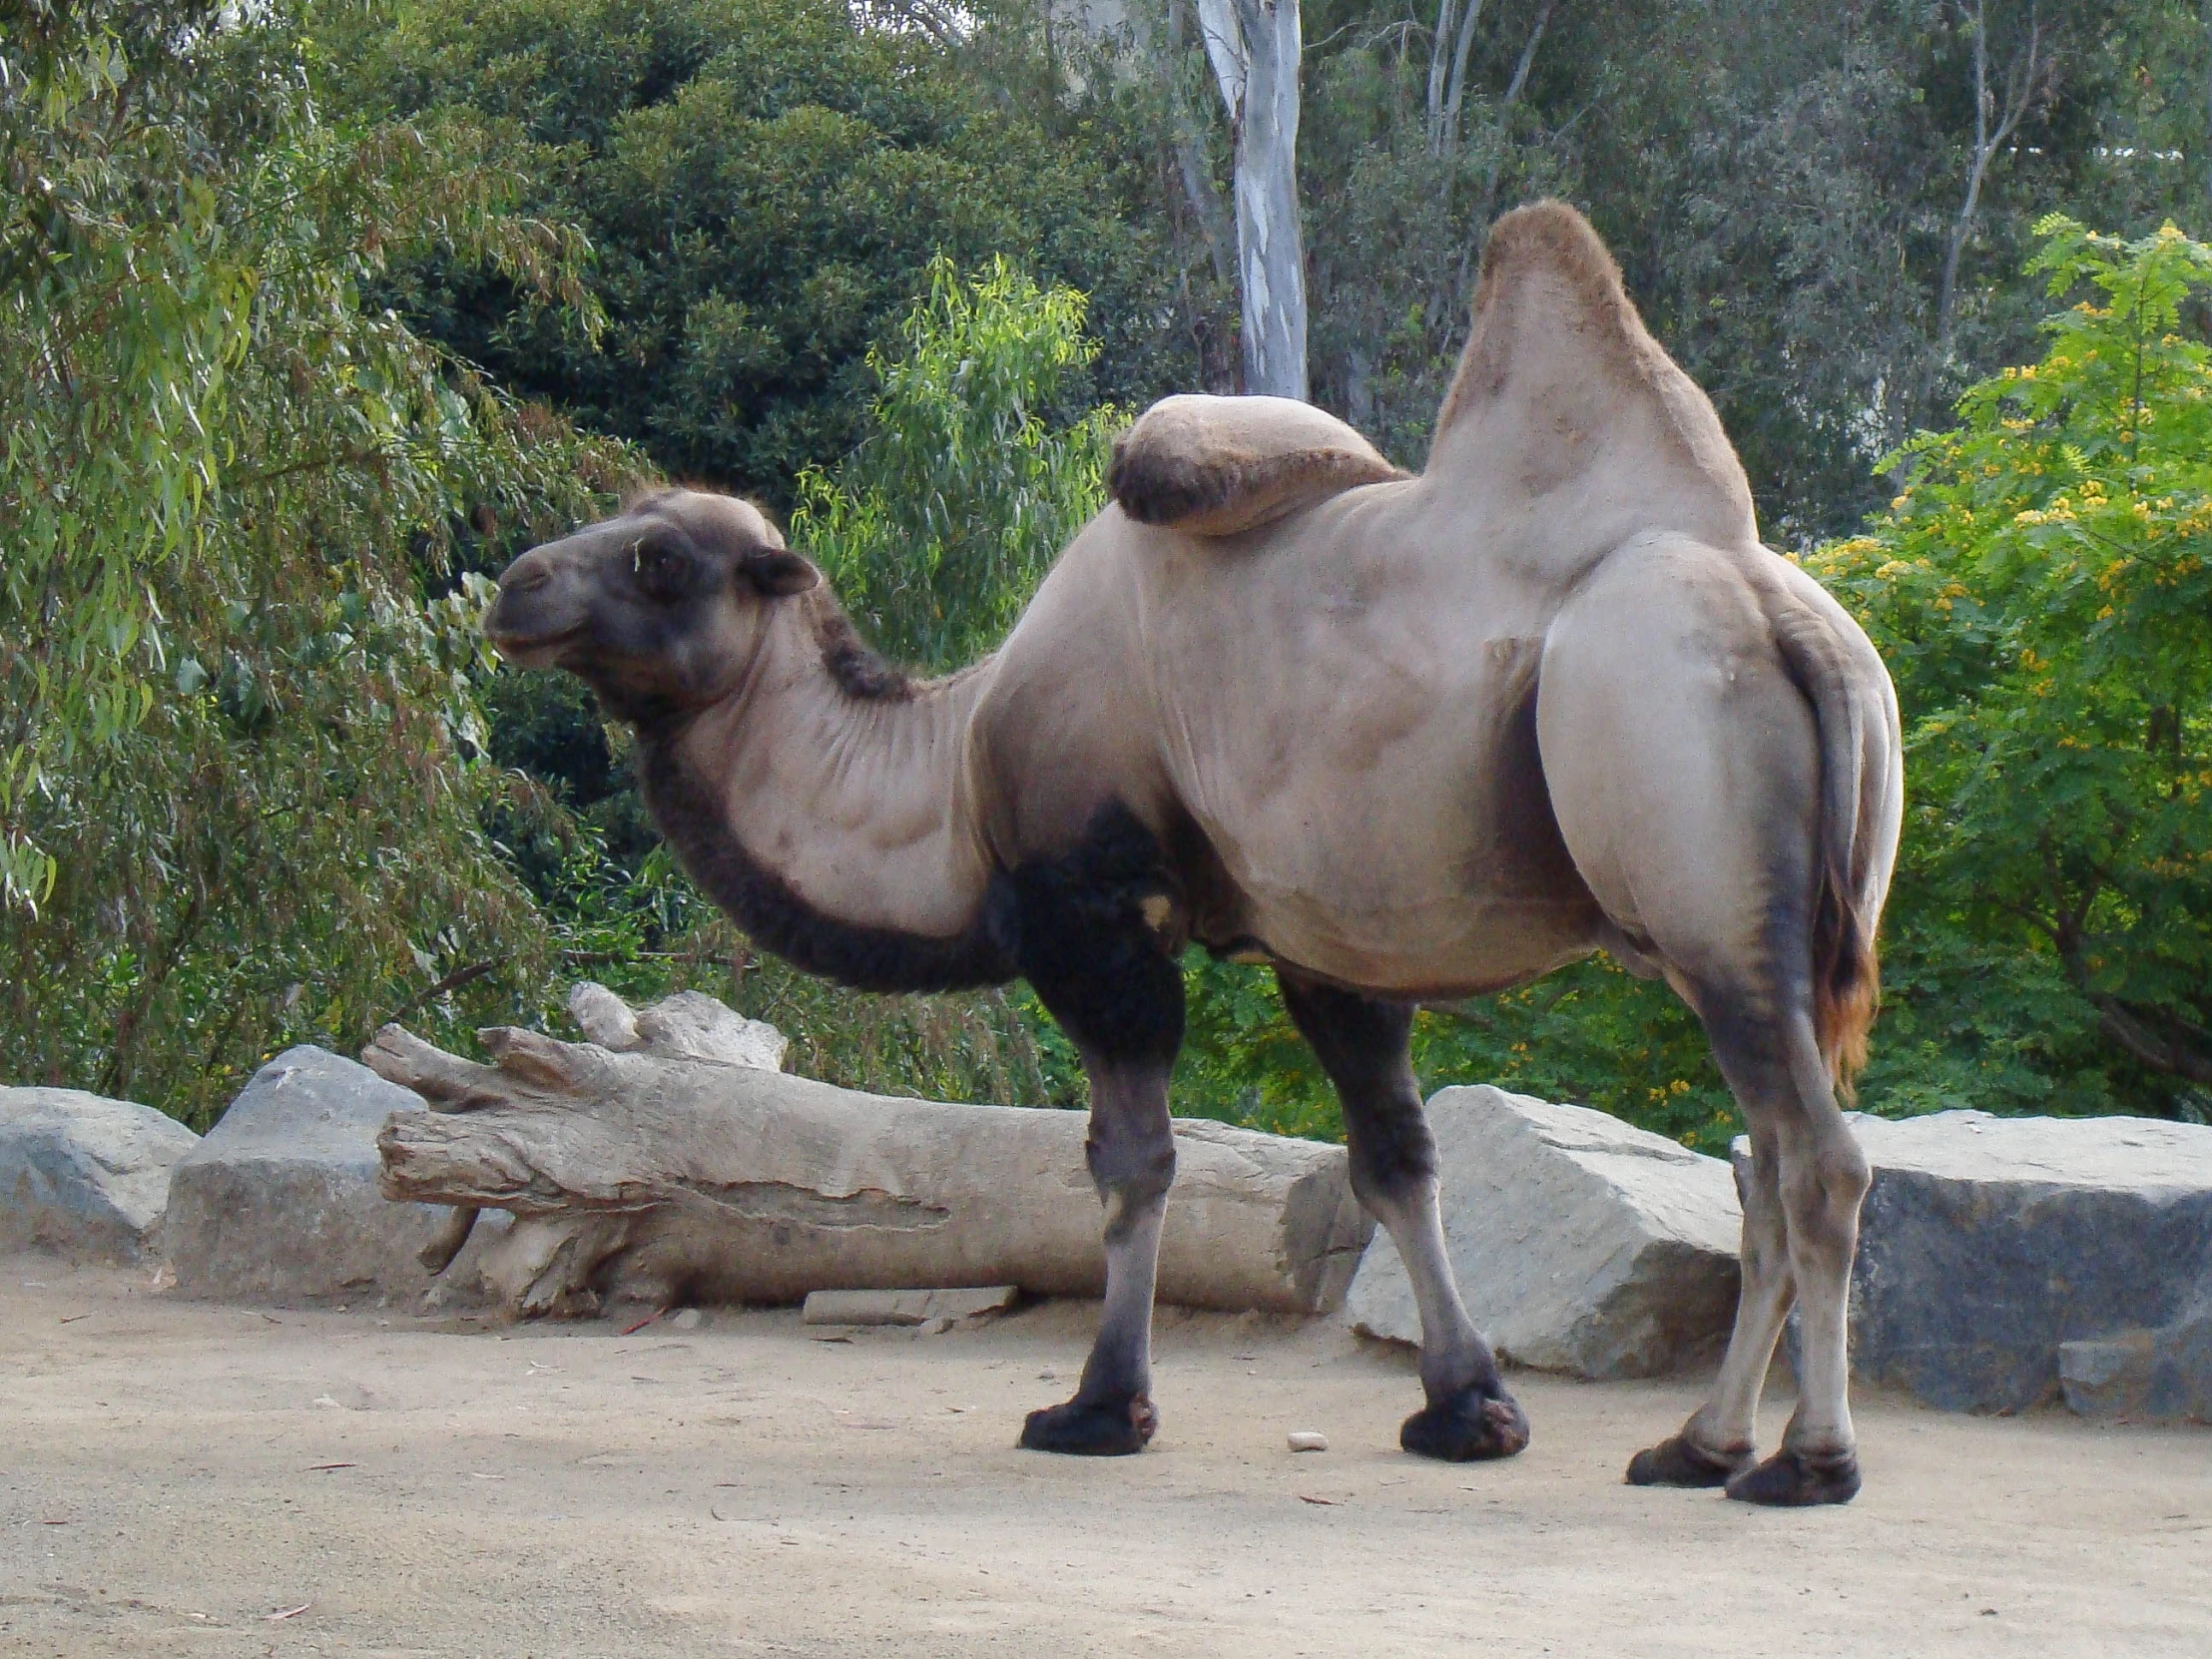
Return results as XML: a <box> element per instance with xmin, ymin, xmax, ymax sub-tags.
<box><xmin>1166</xmin><ymin>0</ymin><xmax>1237</xmax><ymax>289</ymax></box>
<box><xmin>362</xmin><ymin>987</ymin><xmax>1371</xmax><ymax>1321</ymax></box>
<box><xmin>1936</xmin><ymin>1</ymin><xmax>2046</xmax><ymax>365</ymax></box>
<box><xmin>1198</xmin><ymin>0</ymin><xmax>1310</xmax><ymax>399</ymax></box>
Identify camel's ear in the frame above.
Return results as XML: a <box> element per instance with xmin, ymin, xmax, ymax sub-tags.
<box><xmin>740</xmin><ymin>547</ymin><xmax>821</xmax><ymax>596</ymax></box>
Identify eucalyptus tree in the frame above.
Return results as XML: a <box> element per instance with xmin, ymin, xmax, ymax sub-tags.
<box><xmin>1197</xmin><ymin>0</ymin><xmax>1312</xmax><ymax>396</ymax></box>
<box><xmin>1</xmin><ymin>3</ymin><xmax>641</xmax><ymax>1119</ymax></box>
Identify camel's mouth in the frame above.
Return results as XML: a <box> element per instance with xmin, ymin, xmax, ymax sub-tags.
<box><xmin>486</xmin><ymin>621</ymin><xmax>587</xmax><ymax>669</ymax></box>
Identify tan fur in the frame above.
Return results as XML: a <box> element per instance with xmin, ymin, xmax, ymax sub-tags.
<box><xmin>1109</xmin><ymin>394</ymin><xmax>1408</xmax><ymax>535</ymax></box>
<box><xmin>496</xmin><ymin>200</ymin><xmax>1905</xmax><ymax>1485</ymax></box>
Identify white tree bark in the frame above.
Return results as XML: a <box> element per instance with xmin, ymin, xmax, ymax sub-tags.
<box><xmin>1197</xmin><ymin>0</ymin><xmax>1310</xmax><ymax>399</ymax></box>
<box><xmin>1936</xmin><ymin>0</ymin><xmax>2048</xmax><ymax>360</ymax></box>
<box><xmin>1427</xmin><ymin>0</ymin><xmax>1487</xmax><ymax>156</ymax></box>
<box><xmin>362</xmin><ymin>989</ymin><xmax>1371</xmax><ymax>1321</ymax></box>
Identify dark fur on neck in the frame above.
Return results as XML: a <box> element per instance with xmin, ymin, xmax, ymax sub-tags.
<box><xmin>803</xmin><ymin>588</ymin><xmax>916</xmax><ymax>703</ymax></box>
<box><xmin>636</xmin><ymin>737</ymin><xmax>1018</xmax><ymax>994</ymax></box>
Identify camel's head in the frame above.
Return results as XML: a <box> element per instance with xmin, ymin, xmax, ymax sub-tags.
<box><xmin>487</xmin><ymin>489</ymin><xmax>821</xmax><ymax>721</ymax></box>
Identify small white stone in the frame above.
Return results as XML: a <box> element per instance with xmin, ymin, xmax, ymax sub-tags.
<box><xmin>1287</xmin><ymin>1430</ymin><xmax>1329</xmax><ymax>1452</ymax></box>
<box><xmin>670</xmin><ymin>1308</ymin><xmax>703</xmax><ymax>1330</ymax></box>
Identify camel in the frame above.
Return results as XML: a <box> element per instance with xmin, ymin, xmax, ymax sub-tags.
<box><xmin>485</xmin><ymin>201</ymin><xmax>1903</xmax><ymax>1506</ymax></box>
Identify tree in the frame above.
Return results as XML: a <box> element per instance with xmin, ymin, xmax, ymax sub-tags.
<box><xmin>320</xmin><ymin>0</ymin><xmax>1184</xmax><ymax>498</ymax></box>
<box><xmin>1197</xmin><ymin>0</ymin><xmax>1311</xmax><ymax>397</ymax></box>
<box><xmin>1935</xmin><ymin>2</ymin><xmax>2059</xmax><ymax>366</ymax></box>
<box><xmin>1811</xmin><ymin>217</ymin><xmax>2212</xmax><ymax>1117</ymax></box>
<box><xmin>790</xmin><ymin>257</ymin><xmax>1123</xmax><ymax>669</ymax></box>
<box><xmin>0</xmin><ymin>3</ymin><xmax>643</xmax><ymax>1121</ymax></box>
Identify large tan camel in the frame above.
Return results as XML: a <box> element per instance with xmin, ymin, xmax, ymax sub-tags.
<box><xmin>486</xmin><ymin>201</ymin><xmax>1903</xmax><ymax>1506</ymax></box>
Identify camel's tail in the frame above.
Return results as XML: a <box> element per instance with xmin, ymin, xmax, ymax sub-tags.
<box><xmin>1768</xmin><ymin>590</ymin><xmax>1894</xmax><ymax>1097</ymax></box>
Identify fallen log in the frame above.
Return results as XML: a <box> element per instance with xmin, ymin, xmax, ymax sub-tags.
<box><xmin>363</xmin><ymin>989</ymin><xmax>1370</xmax><ymax>1321</ymax></box>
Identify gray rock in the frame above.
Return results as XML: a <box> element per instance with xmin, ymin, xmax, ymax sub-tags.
<box><xmin>2059</xmin><ymin>1309</ymin><xmax>2212</xmax><ymax>1423</ymax></box>
<box><xmin>1828</xmin><ymin>1110</ymin><xmax>2212</xmax><ymax>1415</ymax></box>
<box><xmin>0</xmin><ymin>1087</ymin><xmax>200</xmax><ymax>1263</ymax></box>
<box><xmin>163</xmin><ymin>1046</ymin><xmax>504</xmax><ymax>1307</ymax></box>
<box><xmin>1345</xmin><ymin>1086</ymin><xmax>1742</xmax><ymax>1378</ymax></box>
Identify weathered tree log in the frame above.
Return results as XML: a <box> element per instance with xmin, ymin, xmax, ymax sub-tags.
<box><xmin>363</xmin><ymin>989</ymin><xmax>1370</xmax><ymax>1321</ymax></box>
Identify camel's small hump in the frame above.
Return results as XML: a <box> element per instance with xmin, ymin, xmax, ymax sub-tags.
<box><xmin>1430</xmin><ymin>201</ymin><xmax>1756</xmax><ymax>547</ymax></box>
<box><xmin>1108</xmin><ymin>395</ymin><xmax>1407</xmax><ymax>538</ymax></box>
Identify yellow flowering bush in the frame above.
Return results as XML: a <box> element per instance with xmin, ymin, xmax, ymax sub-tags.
<box><xmin>1808</xmin><ymin>218</ymin><xmax>2212</xmax><ymax>1118</ymax></box>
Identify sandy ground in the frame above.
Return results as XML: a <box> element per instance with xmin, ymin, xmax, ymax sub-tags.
<box><xmin>3</xmin><ymin>1257</ymin><xmax>2209</xmax><ymax>1658</ymax></box>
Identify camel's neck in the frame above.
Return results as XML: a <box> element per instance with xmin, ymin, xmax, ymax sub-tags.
<box><xmin>634</xmin><ymin>597</ymin><xmax>1016</xmax><ymax>994</ymax></box>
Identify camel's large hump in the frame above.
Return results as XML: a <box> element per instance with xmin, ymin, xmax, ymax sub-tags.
<box><xmin>1430</xmin><ymin>201</ymin><xmax>1756</xmax><ymax>547</ymax></box>
<box><xmin>1109</xmin><ymin>395</ymin><xmax>1407</xmax><ymax>537</ymax></box>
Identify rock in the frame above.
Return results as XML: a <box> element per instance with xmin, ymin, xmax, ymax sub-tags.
<box><xmin>802</xmin><ymin>1286</ymin><xmax>1022</xmax><ymax>1327</ymax></box>
<box><xmin>0</xmin><ymin>1087</ymin><xmax>200</xmax><ymax>1263</ymax></box>
<box><xmin>1833</xmin><ymin>1110</ymin><xmax>2212</xmax><ymax>1415</ymax></box>
<box><xmin>162</xmin><ymin>1046</ymin><xmax>505</xmax><ymax>1308</ymax></box>
<box><xmin>669</xmin><ymin>1307</ymin><xmax>704</xmax><ymax>1331</ymax></box>
<box><xmin>2059</xmin><ymin>1311</ymin><xmax>2212</xmax><ymax>1423</ymax></box>
<box><xmin>1286</xmin><ymin>1430</ymin><xmax>1329</xmax><ymax>1452</ymax></box>
<box><xmin>1345</xmin><ymin>1086</ymin><xmax>1742</xmax><ymax>1378</ymax></box>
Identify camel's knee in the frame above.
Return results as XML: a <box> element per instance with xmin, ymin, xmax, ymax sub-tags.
<box><xmin>1346</xmin><ymin>1101</ymin><xmax>1437</xmax><ymax>1215</ymax></box>
<box><xmin>1086</xmin><ymin>1132</ymin><xmax>1176</xmax><ymax>1227</ymax></box>
<box><xmin>1777</xmin><ymin>1129</ymin><xmax>1869</xmax><ymax>1238</ymax></box>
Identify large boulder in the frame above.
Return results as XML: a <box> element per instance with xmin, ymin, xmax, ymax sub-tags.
<box><xmin>161</xmin><ymin>1046</ymin><xmax>504</xmax><ymax>1308</ymax></box>
<box><xmin>0</xmin><ymin>1087</ymin><xmax>200</xmax><ymax>1263</ymax></box>
<box><xmin>1825</xmin><ymin>1109</ymin><xmax>2212</xmax><ymax>1418</ymax></box>
<box><xmin>1344</xmin><ymin>1086</ymin><xmax>1742</xmax><ymax>1378</ymax></box>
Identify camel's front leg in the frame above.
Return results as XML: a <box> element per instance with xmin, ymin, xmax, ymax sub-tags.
<box><xmin>1280</xmin><ymin>975</ymin><xmax>1529</xmax><ymax>1462</ymax></box>
<box><xmin>1019</xmin><ymin>1053</ymin><xmax>1176</xmax><ymax>1454</ymax></box>
<box><xmin>1010</xmin><ymin>817</ymin><xmax>1186</xmax><ymax>1456</ymax></box>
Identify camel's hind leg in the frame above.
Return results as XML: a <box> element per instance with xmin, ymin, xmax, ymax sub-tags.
<box><xmin>1632</xmin><ymin>990</ymin><xmax>1868</xmax><ymax>1504</ymax></box>
<box><xmin>1279</xmin><ymin>974</ymin><xmax>1529</xmax><ymax>1462</ymax></box>
<box><xmin>1700</xmin><ymin>995</ymin><xmax>1870</xmax><ymax>1504</ymax></box>
<box><xmin>1537</xmin><ymin>533</ymin><xmax>1875</xmax><ymax>1504</ymax></box>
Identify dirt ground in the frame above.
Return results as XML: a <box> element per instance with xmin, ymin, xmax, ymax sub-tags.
<box><xmin>4</xmin><ymin>1257</ymin><xmax>2209</xmax><ymax>1658</ymax></box>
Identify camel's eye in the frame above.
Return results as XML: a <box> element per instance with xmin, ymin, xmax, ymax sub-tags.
<box><xmin>629</xmin><ymin>539</ymin><xmax>689</xmax><ymax>601</ymax></box>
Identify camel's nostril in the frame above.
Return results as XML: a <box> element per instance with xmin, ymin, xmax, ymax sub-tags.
<box><xmin>507</xmin><ymin>565</ymin><xmax>553</xmax><ymax>596</ymax></box>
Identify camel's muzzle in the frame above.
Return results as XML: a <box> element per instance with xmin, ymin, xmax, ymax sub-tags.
<box><xmin>486</xmin><ymin>550</ymin><xmax>588</xmax><ymax>667</ymax></box>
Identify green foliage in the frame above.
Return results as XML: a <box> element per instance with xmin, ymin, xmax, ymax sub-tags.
<box><xmin>318</xmin><ymin>0</ymin><xmax>1179</xmax><ymax>500</ymax></box>
<box><xmin>1174</xmin><ymin>954</ymin><xmax>1737</xmax><ymax>1152</ymax></box>
<box><xmin>0</xmin><ymin>4</ymin><xmax>644</xmax><ymax>1122</ymax></box>
<box><xmin>1811</xmin><ymin>217</ymin><xmax>2212</xmax><ymax>1119</ymax></box>
<box><xmin>791</xmin><ymin>257</ymin><xmax>1121</xmax><ymax>669</ymax></box>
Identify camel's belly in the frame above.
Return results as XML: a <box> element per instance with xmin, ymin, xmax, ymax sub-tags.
<box><xmin>1232</xmin><ymin>882</ymin><xmax>1599</xmax><ymax>998</ymax></box>
<box><xmin>1200</xmin><ymin>794</ymin><xmax>1601</xmax><ymax>996</ymax></box>
<box><xmin>1175</xmin><ymin>665</ymin><xmax>1603</xmax><ymax>997</ymax></box>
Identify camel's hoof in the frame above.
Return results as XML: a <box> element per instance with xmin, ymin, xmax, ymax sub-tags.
<box><xmin>1625</xmin><ymin>1433</ymin><xmax>1755</xmax><ymax>1488</ymax></box>
<box><xmin>1399</xmin><ymin>1386</ymin><xmax>1530</xmax><ymax>1462</ymax></box>
<box><xmin>1725</xmin><ymin>1447</ymin><xmax>1862</xmax><ymax>1506</ymax></box>
<box><xmin>1018</xmin><ymin>1393</ymin><xmax>1157</xmax><ymax>1456</ymax></box>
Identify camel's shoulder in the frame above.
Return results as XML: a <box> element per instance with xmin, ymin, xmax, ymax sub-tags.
<box><xmin>1107</xmin><ymin>395</ymin><xmax>1407</xmax><ymax>538</ymax></box>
